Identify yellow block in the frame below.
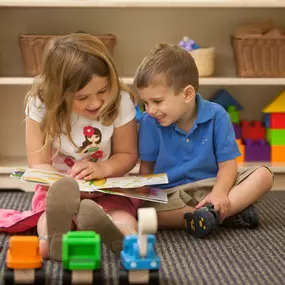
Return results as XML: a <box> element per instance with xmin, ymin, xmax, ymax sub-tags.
<box><xmin>263</xmin><ymin>90</ymin><xmax>285</xmax><ymax>113</ymax></box>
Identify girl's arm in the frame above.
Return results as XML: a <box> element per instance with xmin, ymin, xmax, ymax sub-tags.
<box><xmin>25</xmin><ymin>117</ymin><xmax>57</xmax><ymax>173</ymax></box>
<box><xmin>102</xmin><ymin>118</ymin><xmax>138</xmax><ymax>177</ymax></box>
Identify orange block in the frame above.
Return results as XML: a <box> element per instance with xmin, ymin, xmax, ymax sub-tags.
<box><xmin>236</xmin><ymin>139</ymin><xmax>245</xmax><ymax>163</ymax></box>
<box><xmin>271</xmin><ymin>146</ymin><xmax>285</xmax><ymax>162</ymax></box>
<box><xmin>6</xmin><ymin>236</ymin><xmax>42</xmax><ymax>269</ymax></box>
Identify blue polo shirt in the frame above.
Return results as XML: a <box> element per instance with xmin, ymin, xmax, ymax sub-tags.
<box><xmin>139</xmin><ymin>94</ymin><xmax>240</xmax><ymax>189</ymax></box>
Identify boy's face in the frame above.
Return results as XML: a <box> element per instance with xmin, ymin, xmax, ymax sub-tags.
<box><xmin>139</xmin><ymin>84</ymin><xmax>195</xmax><ymax>126</ymax></box>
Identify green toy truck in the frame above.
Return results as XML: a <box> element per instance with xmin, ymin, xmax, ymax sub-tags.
<box><xmin>62</xmin><ymin>231</ymin><xmax>102</xmax><ymax>285</ymax></box>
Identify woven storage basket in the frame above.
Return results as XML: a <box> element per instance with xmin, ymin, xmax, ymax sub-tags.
<box><xmin>189</xmin><ymin>47</ymin><xmax>215</xmax><ymax>77</ymax></box>
<box><xmin>19</xmin><ymin>34</ymin><xmax>117</xmax><ymax>77</ymax></box>
<box><xmin>232</xmin><ymin>29</ymin><xmax>285</xmax><ymax>77</ymax></box>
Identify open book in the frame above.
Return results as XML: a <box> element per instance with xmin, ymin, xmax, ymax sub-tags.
<box><xmin>10</xmin><ymin>168</ymin><xmax>169</xmax><ymax>204</ymax></box>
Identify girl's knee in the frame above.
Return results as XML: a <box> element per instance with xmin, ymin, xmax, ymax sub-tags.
<box><xmin>39</xmin><ymin>239</ymin><xmax>49</xmax><ymax>260</ymax></box>
<box><xmin>37</xmin><ymin>212</ymin><xmax>47</xmax><ymax>235</ymax></box>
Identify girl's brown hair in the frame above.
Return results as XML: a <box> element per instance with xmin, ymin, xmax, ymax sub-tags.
<box><xmin>24</xmin><ymin>33</ymin><xmax>135</xmax><ymax>152</ymax></box>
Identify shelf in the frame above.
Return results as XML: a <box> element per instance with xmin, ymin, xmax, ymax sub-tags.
<box><xmin>0</xmin><ymin>77</ymin><xmax>285</xmax><ymax>86</ymax></box>
<box><xmin>0</xmin><ymin>157</ymin><xmax>27</xmax><ymax>174</ymax></box>
<box><xmin>0</xmin><ymin>0</ymin><xmax>285</xmax><ymax>8</ymax></box>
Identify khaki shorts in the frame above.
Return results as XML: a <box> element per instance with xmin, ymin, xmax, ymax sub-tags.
<box><xmin>144</xmin><ymin>166</ymin><xmax>273</xmax><ymax>212</ymax></box>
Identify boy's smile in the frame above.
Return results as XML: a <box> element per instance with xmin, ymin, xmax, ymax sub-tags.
<box><xmin>139</xmin><ymin>83</ymin><xmax>196</xmax><ymax>128</ymax></box>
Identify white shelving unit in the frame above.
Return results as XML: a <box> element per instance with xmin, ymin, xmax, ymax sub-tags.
<box><xmin>1</xmin><ymin>0</ymin><xmax>285</xmax><ymax>8</ymax></box>
<box><xmin>0</xmin><ymin>0</ymin><xmax>284</xmax><ymax>190</ymax></box>
<box><xmin>0</xmin><ymin>77</ymin><xmax>284</xmax><ymax>86</ymax></box>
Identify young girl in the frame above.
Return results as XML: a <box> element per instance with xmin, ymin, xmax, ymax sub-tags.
<box><xmin>5</xmin><ymin>33</ymin><xmax>141</xmax><ymax>261</ymax></box>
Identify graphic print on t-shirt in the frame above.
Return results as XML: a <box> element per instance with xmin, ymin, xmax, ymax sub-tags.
<box><xmin>77</xmin><ymin>126</ymin><xmax>104</xmax><ymax>162</ymax></box>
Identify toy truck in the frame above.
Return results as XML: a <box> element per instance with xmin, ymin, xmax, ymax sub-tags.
<box><xmin>61</xmin><ymin>231</ymin><xmax>102</xmax><ymax>285</ymax></box>
<box><xmin>119</xmin><ymin>208</ymin><xmax>160</xmax><ymax>285</ymax></box>
<box><xmin>4</xmin><ymin>236</ymin><xmax>45</xmax><ymax>285</ymax></box>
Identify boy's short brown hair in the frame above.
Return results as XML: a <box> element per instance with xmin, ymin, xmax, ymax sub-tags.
<box><xmin>134</xmin><ymin>43</ymin><xmax>199</xmax><ymax>93</ymax></box>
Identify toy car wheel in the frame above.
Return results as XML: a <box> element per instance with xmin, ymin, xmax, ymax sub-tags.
<box><xmin>93</xmin><ymin>268</ymin><xmax>103</xmax><ymax>285</ymax></box>
<box><xmin>118</xmin><ymin>268</ymin><xmax>129</xmax><ymax>285</ymax></box>
<box><xmin>34</xmin><ymin>267</ymin><xmax>46</xmax><ymax>285</ymax></box>
<box><xmin>62</xmin><ymin>270</ymin><xmax>72</xmax><ymax>285</ymax></box>
<box><xmin>149</xmin><ymin>270</ymin><xmax>160</xmax><ymax>285</ymax></box>
<box><xmin>3</xmin><ymin>268</ymin><xmax>14</xmax><ymax>285</ymax></box>
<box><xmin>119</xmin><ymin>269</ymin><xmax>160</xmax><ymax>285</ymax></box>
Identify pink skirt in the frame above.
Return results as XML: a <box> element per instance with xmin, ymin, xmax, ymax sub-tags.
<box><xmin>0</xmin><ymin>185</ymin><xmax>143</xmax><ymax>233</ymax></box>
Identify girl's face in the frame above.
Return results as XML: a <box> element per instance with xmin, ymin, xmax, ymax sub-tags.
<box><xmin>73</xmin><ymin>75</ymin><xmax>110</xmax><ymax>120</ymax></box>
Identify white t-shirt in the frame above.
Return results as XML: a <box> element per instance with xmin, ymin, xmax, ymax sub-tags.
<box><xmin>26</xmin><ymin>91</ymin><xmax>136</xmax><ymax>172</ymax></box>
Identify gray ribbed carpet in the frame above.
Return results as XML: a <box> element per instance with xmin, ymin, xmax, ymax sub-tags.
<box><xmin>0</xmin><ymin>191</ymin><xmax>285</xmax><ymax>285</ymax></box>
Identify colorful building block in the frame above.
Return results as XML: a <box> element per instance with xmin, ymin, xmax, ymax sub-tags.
<box><xmin>271</xmin><ymin>146</ymin><xmax>285</xmax><ymax>162</ymax></box>
<box><xmin>244</xmin><ymin>139</ymin><xmax>271</xmax><ymax>162</ymax></box>
<box><xmin>270</xmin><ymin>114</ymin><xmax>285</xmax><ymax>129</ymax></box>
<box><xmin>264</xmin><ymin>114</ymin><xmax>270</xmax><ymax>128</ymax></box>
<box><xmin>241</xmin><ymin>121</ymin><xmax>265</xmax><ymax>140</ymax></box>
<box><xmin>263</xmin><ymin>91</ymin><xmax>285</xmax><ymax>114</ymax></box>
<box><xmin>210</xmin><ymin>89</ymin><xmax>243</xmax><ymax>111</ymax></box>
<box><xmin>236</xmin><ymin>139</ymin><xmax>244</xmax><ymax>163</ymax></box>
<box><xmin>232</xmin><ymin>123</ymin><xmax>241</xmax><ymax>139</ymax></box>
<box><xmin>266</xmin><ymin>129</ymin><xmax>285</xmax><ymax>145</ymax></box>
<box><xmin>227</xmin><ymin>106</ymin><xmax>240</xmax><ymax>123</ymax></box>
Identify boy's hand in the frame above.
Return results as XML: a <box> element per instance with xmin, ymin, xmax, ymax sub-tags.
<box><xmin>70</xmin><ymin>161</ymin><xmax>106</xmax><ymax>180</ymax></box>
<box><xmin>196</xmin><ymin>192</ymin><xmax>230</xmax><ymax>222</ymax></box>
<box><xmin>134</xmin><ymin>186</ymin><xmax>151</xmax><ymax>194</ymax></box>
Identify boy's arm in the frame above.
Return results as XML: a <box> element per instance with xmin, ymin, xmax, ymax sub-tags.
<box><xmin>212</xmin><ymin>159</ymin><xmax>237</xmax><ymax>196</ymax></box>
<box><xmin>139</xmin><ymin>161</ymin><xmax>155</xmax><ymax>175</ymax></box>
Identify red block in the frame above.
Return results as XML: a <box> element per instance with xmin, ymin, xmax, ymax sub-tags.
<box><xmin>270</xmin><ymin>113</ymin><xmax>285</xmax><ymax>129</ymax></box>
<box><xmin>241</xmin><ymin>120</ymin><xmax>265</xmax><ymax>140</ymax></box>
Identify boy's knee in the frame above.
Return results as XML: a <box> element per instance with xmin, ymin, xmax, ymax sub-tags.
<box><xmin>257</xmin><ymin>167</ymin><xmax>274</xmax><ymax>191</ymax></box>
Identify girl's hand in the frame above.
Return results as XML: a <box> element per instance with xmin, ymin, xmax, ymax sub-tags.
<box><xmin>195</xmin><ymin>192</ymin><xmax>231</xmax><ymax>222</ymax></box>
<box><xmin>70</xmin><ymin>160</ymin><xmax>106</xmax><ymax>180</ymax></box>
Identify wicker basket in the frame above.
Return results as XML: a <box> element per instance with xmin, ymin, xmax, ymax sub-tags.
<box><xmin>189</xmin><ymin>47</ymin><xmax>215</xmax><ymax>77</ymax></box>
<box><xmin>232</xmin><ymin>29</ymin><xmax>285</xmax><ymax>77</ymax></box>
<box><xmin>19</xmin><ymin>34</ymin><xmax>117</xmax><ymax>77</ymax></box>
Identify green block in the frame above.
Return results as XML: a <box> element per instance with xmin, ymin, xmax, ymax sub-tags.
<box><xmin>62</xmin><ymin>231</ymin><xmax>101</xmax><ymax>270</ymax></box>
<box><xmin>227</xmin><ymin>105</ymin><xmax>240</xmax><ymax>123</ymax></box>
<box><xmin>266</xmin><ymin>128</ymin><xmax>271</xmax><ymax>144</ymax></box>
<box><xmin>266</xmin><ymin>129</ymin><xmax>285</xmax><ymax>145</ymax></box>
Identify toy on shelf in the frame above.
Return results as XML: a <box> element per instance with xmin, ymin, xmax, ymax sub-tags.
<box><xmin>263</xmin><ymin>90</ymin><xmax>285</xmax><ymax>162</ymax></box>
<box><xmin>236</xmin><ymin>139</ymin><xmax>245</xmax><ymax>163</ymax></box>
<box><xmin>178</xmin><ymin>36</ymin><xmax>200</xmax><ymax>51</ymax></box>
<box><xmin>62</xmin><ymin>231</ymin><xmax>102</xmax><ymax>285</ymax></box>
<box><xmin>227</xmin><ymin>105</ymin><xmax>240</xmax><ymax>124</ymax></box>
<box><xmin>119</xmin><ymin>207</ymin><xmax>160</xmax><ymax>285</ymax></box>
<box><xmin>178</xmin><ymin>36</ymin><xmax>215</xmax><ymax>77</ymax></box>
<box><xmin>210</xmin><ymin>89</ymin><xmax>244</xmax><ymax>112</ymax></box>
<box><xmin>240</xmin><ymin>121</ymin><xmax>265</xmax><ymax>141</ymax></box>
<box><xmin>244</xmin><ymin>139</ymin><xmax>271</xmax><ymax>162</ymax></box>
<box><xmin>4</xmin><ymin>236</ymin><xmax>45</xmax><ymax>285</ymax></box>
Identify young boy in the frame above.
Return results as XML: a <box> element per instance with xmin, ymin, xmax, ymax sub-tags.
<box><xmin>134</xmin><ymin>43</ymin><xmax>273</xmax><ymax>238</ymax></box>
